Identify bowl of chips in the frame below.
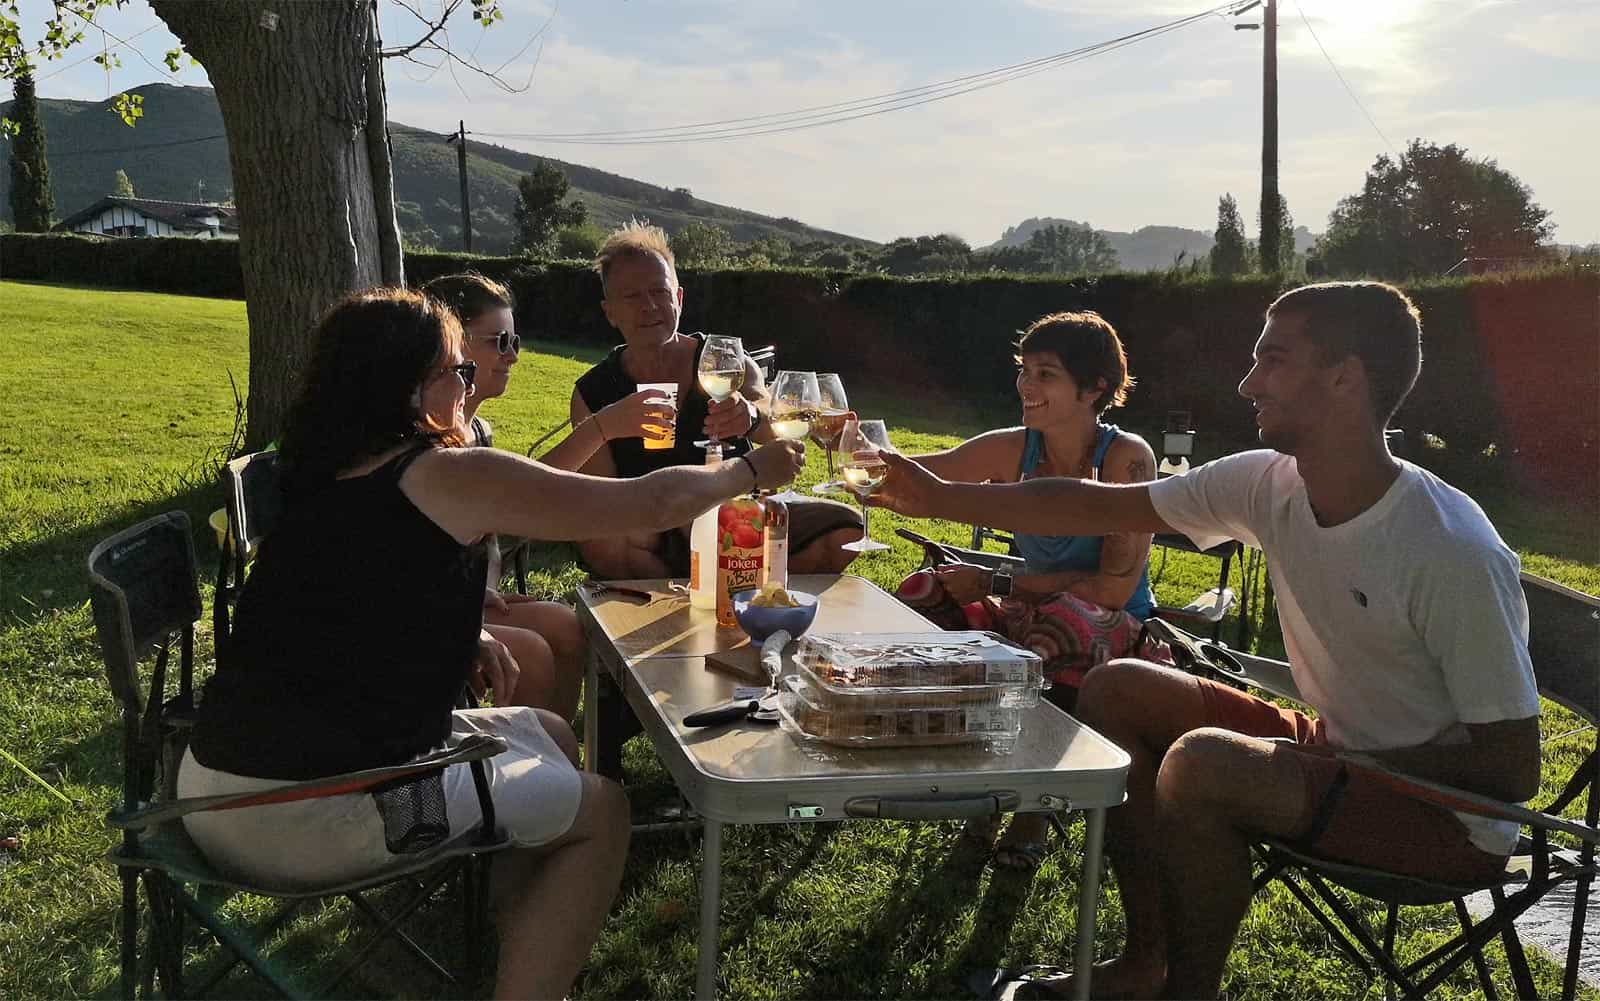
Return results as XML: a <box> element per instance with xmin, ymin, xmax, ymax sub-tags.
<box><xmin>732</xmin><ymin>584</ymin><xmax>819</xmax><ymax>642</ymax></box>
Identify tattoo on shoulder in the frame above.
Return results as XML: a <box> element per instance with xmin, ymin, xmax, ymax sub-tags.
<box><xmin>1126</xmin><ymin>455</ymin><xmax>1154</xmax><ymax>482</ymax></box>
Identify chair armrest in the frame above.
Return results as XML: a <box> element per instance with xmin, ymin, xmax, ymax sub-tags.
<box><xmin>1335</xmin><ymin>753</ymin><xmax>1600</xmax><ymax>847</ymax></box>
<box><xmin>110</xmin><ymin>733</ymin><xmax>509</xmax><ymax>830</ymax></box>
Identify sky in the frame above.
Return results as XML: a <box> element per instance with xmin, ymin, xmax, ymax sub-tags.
<box><xmin>18</xmin><ymin>0</ymin><xmax>1600</xmax><ymax>247</ymax></box>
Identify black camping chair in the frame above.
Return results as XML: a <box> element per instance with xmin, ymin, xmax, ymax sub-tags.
<box><xmin>91</xmin><ymin>511</ymin><xmax>511</xmax><ymax>999</ymax></box>
<box><xmin>214</xmin><ymin>449</ymin><xmax>283</xmax><ymax>644</ymax></box>
<box><xmin>1146</xmin><ymin>574</ymin><xmax>1600</xmax><ymax>1000</ymax></box>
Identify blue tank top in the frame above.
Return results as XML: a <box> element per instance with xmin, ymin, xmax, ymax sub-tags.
<box><xmin>1012</xmin><ymin>424</ymin><xmax>1156</xmax><ymax>620</ymax></box>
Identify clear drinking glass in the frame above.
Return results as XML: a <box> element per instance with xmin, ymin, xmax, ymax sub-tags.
<box><xmin>838</xmin><ymin>418</ymin><xmax>892</xmax><ymax>553</ymax></box>
<box><xmin>769</xmin><ymin>370</ymin><xmax>821</xmax><ymax>443</ymax></box>
<box><xmin>695</xmin><ymin>335</ymin><xmax>746</xmax><ymax>448</ymax></box>
<box><xmin>810</xmin><ymin>372</ymin><xmax>850</xmax><ymax>494</ymax></box>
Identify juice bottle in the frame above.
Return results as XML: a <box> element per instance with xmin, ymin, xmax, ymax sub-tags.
<box><xmin>688</xmin><ymin>444</ymin><xmax>723</xmax><ymax>610</ymax></box>
<box><xmin>716</xmin><ymin>494</ymin><xmax>766</xmax><ymax>628</ymax></box>
<box><xmin>763</xmin><ymin>492</ymin><xmax>789</xmax><ymax>591</ymax></box>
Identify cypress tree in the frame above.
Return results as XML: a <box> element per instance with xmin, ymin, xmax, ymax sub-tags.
<box><xmin>8</xmin><ymin>69</ymin><xmax>54</xmax><ymax>231</ymax></box>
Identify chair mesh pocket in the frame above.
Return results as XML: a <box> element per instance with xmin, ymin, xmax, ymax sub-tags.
<box><xmin>371</xmin><ymin>772</ymin><xmax>450</xmax><ymax>855</ymax></box>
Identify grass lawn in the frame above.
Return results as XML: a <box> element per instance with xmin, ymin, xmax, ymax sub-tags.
<box><xmin>2</xmin><ymin>278</ymin><xmax>1596</xmax><ymax>999</ymax></box>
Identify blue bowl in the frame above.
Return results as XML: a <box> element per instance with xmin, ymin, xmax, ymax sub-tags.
<box><xmin>732</xmin><ymin>589</ymin><xmax>820</xmax><ymax>642</ymax></box>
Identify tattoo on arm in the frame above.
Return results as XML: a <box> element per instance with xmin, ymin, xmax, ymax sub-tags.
<box><xmin>1126</xmin><ymin>455</ymin><xmax>1154</xmax><ymax>483</ymax></box>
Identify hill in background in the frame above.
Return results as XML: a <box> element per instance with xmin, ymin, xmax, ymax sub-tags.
<box><xmin>1</xmin><ymin>83</ymin><xmax>871</xmax><ymax>254</ymax></box>
<box><xmin>989</xmin><ymin>216</ymin><xmax>1318</xmax><ymax>271</ymax></box>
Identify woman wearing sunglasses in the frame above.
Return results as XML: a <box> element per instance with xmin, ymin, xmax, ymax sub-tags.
<box><xmin>181</xmin><ymin>287</ymin><xmax>803</xmax><ymax>1001</ymax></box>
<box><xmin>421</xmin><ymin>272</ymin><xmax>677</xmax><ymax>720</ymax></box>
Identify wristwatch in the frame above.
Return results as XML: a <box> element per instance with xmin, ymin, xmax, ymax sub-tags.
<box><xmin>989</xmin><ymin>568</ymin><xmax>1014</xmax><ymax>598</ymax></box>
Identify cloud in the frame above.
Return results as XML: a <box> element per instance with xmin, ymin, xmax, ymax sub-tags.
<box><xmin>1506</xmin><ymin>8</ymin><xmax>1600</xmax><ymax>61</ymax></box>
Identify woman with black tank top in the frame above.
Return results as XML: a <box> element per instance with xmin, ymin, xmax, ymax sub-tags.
<box><xmin>180</xmin><ymin>288</ymin><xmax>804</xmax><ymax>1000</ymax></box>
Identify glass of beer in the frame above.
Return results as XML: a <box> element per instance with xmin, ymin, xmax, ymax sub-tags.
<box><xmin>810</xmin><ymin>373</ymin><xmax>850</xmax><ymax>494</ymax></box>
<box><xmin>695</xmin><ymin>335</ymin><xmax>746</xmax><ymax>448</ymax></box>
<box><xmin>638</xmin><ymin>382</ymin><xmax>679</xmax><ymax>451</ymax></box>
<box><xmin>838</xmin><ymin>418</ymin><xmax>892</xmax><ymax>553</ymax></box>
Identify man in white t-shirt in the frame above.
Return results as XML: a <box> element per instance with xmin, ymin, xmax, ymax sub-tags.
<box><xmin>870</xmin><ymin>281</ymin><xmax>1540</xmax><ymax>1000</ymax></box>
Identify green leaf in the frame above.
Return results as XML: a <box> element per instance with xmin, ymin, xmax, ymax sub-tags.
<box><xmin>110</xmin><ymin>91</ymin><xmax>143</xmax><ymax>127</ymax></box>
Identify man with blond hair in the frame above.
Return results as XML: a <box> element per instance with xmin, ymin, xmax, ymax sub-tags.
<box><xmin>571</xmin><ymin>221</ymin><xmax>861</xmax><ymax>580</ymax></box>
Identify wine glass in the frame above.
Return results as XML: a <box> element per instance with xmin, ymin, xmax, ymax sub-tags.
<box><xmin>769</xmin><ymin>370</ymin><xmax>820</xmax><ymax>443</ymax></box>
<box><xmin>838</xmin><ymin>418</ymin><xmax>892</xmax><ymax>554</ymax></box>
<box><xmin>810</xmin><ymin>373</ymin><xmax>850</xmax><ymax>494</ymax></box>
<box><xmin>695</xmin><ymin>335</ymin><xmax>746</xmax><ymax>448</ymax></box>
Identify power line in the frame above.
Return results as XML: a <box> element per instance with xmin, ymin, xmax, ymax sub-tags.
<box><xmin>50</xmin><ymin>133</ymin><xmax>226</xmax><ymax>159</ymax></box>
<box><xmin>474</xmin><ymin>1</ymin><xmax>1258</xmax><ymax>146</ymax></box>
<box><xmin>1292</xmin><ymin>0</ymin><xmax>1398</xmax><ymax>156</ymax></box>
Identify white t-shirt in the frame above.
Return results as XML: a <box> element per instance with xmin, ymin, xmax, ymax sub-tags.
<box><xmin>1148</xmin><ymin>450</ymin><xmax>1539</xmax><ymax>854</ymax></box>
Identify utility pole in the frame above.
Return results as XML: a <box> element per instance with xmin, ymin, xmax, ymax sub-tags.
<box><xmin>1259</xmin><ymin>0</ymin><xmax>1281</xmax><ymax>273</ymax></box>
<box><xmin>447</xmin><ymin>120</ymin><xmax>473</xmax><ymax>253</ymax></box>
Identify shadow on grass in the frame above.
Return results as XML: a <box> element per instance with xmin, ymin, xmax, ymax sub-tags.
<box><xmin>794</xmin><ymin>822</ymin><xmax>992</xmax><ymax>999</ymax></box>
<box><xmin>2</xmin><ymin>481</ymin><xmax>222</xmax><ymax>622</ymax></box>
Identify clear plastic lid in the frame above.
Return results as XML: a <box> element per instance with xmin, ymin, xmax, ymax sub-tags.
<box><xmin>791</xmin><ymin>631</ymin><xmax>1045</xmax><ymax>707</ymax></box>
<box><xmin>776</xmin><ymin>675</ymin><xmax>1021</xmax><ymax>753</ymax></box>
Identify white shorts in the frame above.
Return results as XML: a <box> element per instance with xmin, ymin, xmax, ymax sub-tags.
<box><xmin>177</xmin><ymin>706</ymin><xmax>584</xmax><ymax>891</ymax></box>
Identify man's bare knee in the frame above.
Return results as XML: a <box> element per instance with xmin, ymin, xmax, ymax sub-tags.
<box><xmin>1077</xmin><ymin>659</ymin><xmax>1175</xmax><ymax>720</ymax></box>
<box><xmin>537</xmin><ymin>709</ymin><xmax>580</xmax><ymax>764</ymax></box>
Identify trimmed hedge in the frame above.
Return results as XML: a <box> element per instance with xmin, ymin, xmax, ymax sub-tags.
<box><xmin>5</xmin><ymin>233</ymin><xmax>1595</xmax><ymax>500</ymax></box>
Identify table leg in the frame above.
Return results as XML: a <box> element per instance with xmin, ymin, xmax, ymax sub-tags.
<box><xmin>582</xmin><ymin>652</ymin><xmax>598</xmax><ymax>773</ymax></box>
<box><xmin>696</xmin><ymin>819</ymin><xmax>723</xmax><ymax>1000</ymax></box>
<box><xmin>1073</xmin><ymin>807</ymin><xmax>1107</xmax><ymax>1001</ymax></box>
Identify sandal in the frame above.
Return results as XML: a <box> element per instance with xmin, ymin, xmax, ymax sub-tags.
<box><xmin>967</xmin><ymin>964</ymin><xmax>1074</xmax><ymax>1000</ymax></box>
<box><xmin>992</xmin><ymin>814</ymin><xmax>1053</xmax><ymax>871</ymax></box>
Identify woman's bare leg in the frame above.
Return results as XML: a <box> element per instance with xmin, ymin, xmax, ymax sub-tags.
<box><xmin>490</xmin><ymin>770</ymin><xmax>629</xmax><ymax>1000</ymax></box>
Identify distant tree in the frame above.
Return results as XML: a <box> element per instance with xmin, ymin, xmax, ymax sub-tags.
<box><xmin>512</xmin><ymin>160</ymin><xmax>588</xmax><ymax>256</ymax></box>
<box><xmin>671</xmin><ymin>221</ymin><xmax>736</xmax><ymax>268</ymax></box>
<box><xmin>7</xmin><ymin>69</ymin><xmax>53</xmax><ymax>231</ymax></box>
<box><xmin>1209</xmin><ymin>194</ymin><xmax>1250</xmax><ymax>277</ymax></box>
<box><xmin>553</xmin><ymin>220</ymin><xmax>606</xmax><ymax>260</ymax></box>
<box><xmin>1311</xmin><ymin>139</ymin><xmax>1553</xmax><ymax>277</ymax></box>
<box><xmin>1023</xmin><ymin>224</ymin><xmax>1118</xmax><ymax>274</ymax></box>
<box><xmin>875</xmin><ymin>234</ymin><xmax>973</xmax><ymax>275</ymax></box>
<box><xmin>1257</xmin><ymin>194</ymin><xmax>1297</xmax><ymax>274</ymax></box>
<box><xmin>111</xmin><ymin>168</ymin><xmax>135</xmax><ymax>198</ymax></box>
<box><xmin>737</xmin><ymin>235</ymin><xmax>794</xmax><ymax>268</ymax></box>
<box><xmin>670</xmin><ymin>186</ymin><xmax>694</xmax><ymax>208</ymax></box>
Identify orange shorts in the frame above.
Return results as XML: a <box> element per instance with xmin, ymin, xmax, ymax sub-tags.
<box><xmin>1194</xmin><ymin>678</ymin><xmax>1507</xmax><ymax>884</ymax></box>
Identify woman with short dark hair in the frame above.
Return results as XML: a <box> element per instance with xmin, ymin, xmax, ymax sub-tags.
<box><xmin>896</xmin><ymin>310</ymin><xmax>1157</xmax><ymax>869</ymax></box>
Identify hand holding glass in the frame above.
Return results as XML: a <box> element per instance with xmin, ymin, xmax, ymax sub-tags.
<box><xmin>838</xmin><ymin>418</ymin><xmax>892</xmax><ymax>553</ymax></box>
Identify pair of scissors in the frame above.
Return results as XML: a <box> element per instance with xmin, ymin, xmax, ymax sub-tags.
<box><xmin>683</xmin><ymin>630</ymin><xmax>791</xmax><ymax>728</ymax></box>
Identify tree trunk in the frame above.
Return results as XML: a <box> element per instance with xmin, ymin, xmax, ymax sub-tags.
<box><xmin>149</xmin><ymin>0</ymin><xmax>406</xmax><ymax>450</ymax></box>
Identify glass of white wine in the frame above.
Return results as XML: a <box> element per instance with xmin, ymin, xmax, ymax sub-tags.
<box><xmin>695</xmin><ymin>334</ymin><xmax>746</xmax><ymax>448</ymax></box>
<box><xmin>769</xmin><ymin>370</ymin><xmax>820</xmax><ymax>443</ymax></box>
<box><xmin>838</xmin><ymin>418</ymin><xmax>892</xmax><ymax>554</ymax></box>
<box><xmin>810</xmin><ymin>372</ymin><xmax>850</xmax><ymax>494</ymax></box>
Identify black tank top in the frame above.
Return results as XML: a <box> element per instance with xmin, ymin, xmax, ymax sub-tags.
<box><xmin>191</xmin><ymin>447</ymin><xmax>489</xmax><ymax>780</ymax></box>
<box><xmin>574</xmin><ymin>332</ymin><xmax>750</xmax><ymax>477</ymax></box>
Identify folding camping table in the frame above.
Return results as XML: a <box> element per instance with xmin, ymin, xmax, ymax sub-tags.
<box><xmin>576</xmin><ymin>574</ymin><xmax>1131</xmax><ymax>1000</ymax></box>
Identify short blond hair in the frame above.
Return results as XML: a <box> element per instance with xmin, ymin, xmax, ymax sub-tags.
<box><xmin>595</xmin><ymin>220</ymin><xmax>677</xmax><ymax>293</ymax></box>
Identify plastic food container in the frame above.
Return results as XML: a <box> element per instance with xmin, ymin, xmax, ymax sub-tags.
<box><xmin>776</xmin><ymin>675</ymin><xmax>1024</xmax><ymax>752</ymax></box>
<box><xmin>791</xmin><ymin>632</ymin><xmax>1046</xmax><ymax>708</ymax></box>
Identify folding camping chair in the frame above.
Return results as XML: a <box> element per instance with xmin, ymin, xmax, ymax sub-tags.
<box><xmin>1146</xmin><ymin>574</ymin><xmax>1600</xmax><ymax>1000</ymax></box>
<box><xmin>90</xmin><ymin>511</ymin><xmax>512</xmax><ymax>999</ymax></box>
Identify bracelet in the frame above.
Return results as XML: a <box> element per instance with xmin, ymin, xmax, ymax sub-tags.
<box><xmin>737</xmin><ymin>453</ymin><xmax>760</xmax><ymax>489</ymax></box>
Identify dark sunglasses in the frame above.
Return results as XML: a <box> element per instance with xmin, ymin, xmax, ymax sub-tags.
<box><xmin>445</xmin><ymin>360</ymin><xmax>477</xmax><ymax>390</ymax></box>
<box><xmin>472</xmin><ymin>329</ymin><xmax>521</xmax><ymax>355</ymax></box>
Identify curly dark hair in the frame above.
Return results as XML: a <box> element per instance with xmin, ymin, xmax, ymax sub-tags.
<box><xmin>419</xmin><ymin>271</ymin><xmax>514</xmax><ymax>325</ymax></box>
<box><xmin>278</xmin><ymin>287</ymin><xmax>467</xmax><ymax>500</ymax></box>
<box><xmin>1014</xmin><ymin>310</ymin><xmax>1135</xmax><ymax>415</ymax></box>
